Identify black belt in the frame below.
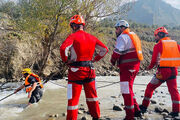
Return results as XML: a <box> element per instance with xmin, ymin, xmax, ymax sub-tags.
<box><xmin>158</xmin><ymin>66</ymin><xmax>175</xmax><ymax>68</ymax></box>
<box><xmin>69</xmin><ymin>61</ymin><xmax>93</xmax><ymax>67</ymax></box>
<box><xmin>159</xmin><ymin>76</ymin><xmax>176</xmax><ymax>83</ymax></box>
<box><xmin>68</xmin><ymin>78</ymin><xmax>95</xmax><ymax>85</ymax></box>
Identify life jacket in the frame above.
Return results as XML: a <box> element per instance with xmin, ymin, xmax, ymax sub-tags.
<box><xmin>122</xmin><ymin>28</ymin><xmax>144</xmax><ymax>61</ymax></box>
<box><xmin>159</xmin><ymin>37</ymin><xmax>180</xmax><ymax>67</ymax></box>
<box><xmin>24</xmin><ymin>73</ymin><xmax>43</xmax><ymax>93</ymax></box>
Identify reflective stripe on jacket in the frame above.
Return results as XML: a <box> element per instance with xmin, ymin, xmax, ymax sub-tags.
<box><xmin>159</xmin><ymin>37</ymin><xmax>180</xmax><ymax>67</ymax></box>
<box><xmin>24</xmin><ymin>73</ymin><xmax>43</xmax><ymax>93</ymax></box>
<box><xmin>122</xmin><ymin>28</ymin><xmax>143</xmax><ymax>61</ymax></box>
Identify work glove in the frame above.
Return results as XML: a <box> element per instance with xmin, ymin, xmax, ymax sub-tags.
<box><xmin>110</xmin><ymin>51</ymin><xmax>120</xmax><ymax>66</ymax></box>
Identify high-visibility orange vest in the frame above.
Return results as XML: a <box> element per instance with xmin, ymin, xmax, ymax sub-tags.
<box><xmin>159</xmin><ymin>37</ymin><xmax>180</xmax><ymax>67</ymax></box>
<box><xmin>122</xmin><ymin>28</ymin><xmax>144</xmax><ymax>61</ymax></box>
<box><xmin>24</xmin><ymin>73</ymin><xmax>43</xmax><ymax>93</ymax></box>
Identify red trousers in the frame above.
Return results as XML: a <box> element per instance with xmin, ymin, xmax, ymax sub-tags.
<box><xmin>119</xmin><ymin>62</ymin><xmax>140</xmax><ymax>120</ymax></box>
<box><xmin>142</xmin><ymin>67</ymin><xmax>180</xmax><ymax>112</ymax></box>
<box><xmin>66</xmin><ymin>66</ymin><xmax>100</xmax><ymax>120</ymax></box>
<box><xmin>66</xmin><ymin>81</ymin><xmax>100</xmax><ymax>120</ymax></box>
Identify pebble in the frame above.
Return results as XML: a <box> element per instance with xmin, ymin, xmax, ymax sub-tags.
<box><xmin>54</xmin><ymin>114</ymin><xmax>58</xmax><ymax>118</ymax></box>
<box><xmin>161</xmin><ymin>112</ymin><xmax>168</xmax><ymax>117</ymax></box>
<box><xmin>81</xmin><ymin>116</ymin><xmax>88</xmax><ymax>120</ymax></box>
<box><xmin>79</xmin><ymin>107</ymin><xmax>85</xmax><ymax>110</ymax></box>
<box><xmin>150</xmin><ymin>100</ymin><xmax>157</xmax><ymax>104</ymax></box>
<box><xmin>164</xmin><ymin>118</ymin><xmax>172</xmax><ymax>120</ymax></box>
<box><xmin>113</xmin><ymin>105</ymin><xmax>123</xmax><ymax>111</ymax></box>
<box><xmin>80</xmin><ymin>104</ymin><xmax>84</xmax><ymax>106</ymax></box>
<box><xmin>48</xmin><ymin>114</ymin><xmax>59</xmax><ymax>118</ymax></box>
<box><xmin>78</xmin><ymin>110</ymin><xmax>84</xmax><ymax>114</ymax></box>
<box><xmin>162</xmin><ymin>109</ymin><xmax>169</xmax><ymax>113</ymax></box>
<box><xmin>159</xmin><ymin>103</ymin><xmax>165</xmax><ymax>106</ymax></box>
<box><xmin>174</xmin><ymin>116</ymin><xmax>180</xmax><ymax>120</ymax></box>
<box><xmin>47</xmin><ymin>118</ymin><xmax>56</xmax><ymax>120</ymax></box>
<box><xmin>111</xmin><ymin>96</ymin><xmax>117</xmax><ymax>98</ymax></box>
<box><xmin>154</xmin><ymin>107</ymin><xmax>163</xmax><ymax>113</ymax></box>
<box><xmin>62</xmin><ymin>112</ymin><xmax>66</xmax><ymax>116</ymax></box>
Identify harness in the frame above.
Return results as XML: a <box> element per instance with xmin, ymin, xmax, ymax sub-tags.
<box><xmin>69</xmin><ymin>61</ymin><xmax>93</xmax><ymax>67</ymax></box>
<box><xmin>68</xmin><ymin>61</ymin><xmax>95</xmax><ymax>84</ymax></box>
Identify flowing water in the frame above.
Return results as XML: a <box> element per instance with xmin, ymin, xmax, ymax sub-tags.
<box><xmin>0</xmin><ymin>76</ymin><xmax>180</xmax><ymax>120</ymax></box>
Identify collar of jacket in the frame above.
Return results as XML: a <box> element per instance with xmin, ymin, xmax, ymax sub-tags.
<box><xmin>122</xmin><ymin>28</ymin><xmax>130</xmax><ymax>34</ymax></box>
<box><xmin>158</xmin><ymin>37</ymin><xmax>171</xmax><ymax>43</ymax></box>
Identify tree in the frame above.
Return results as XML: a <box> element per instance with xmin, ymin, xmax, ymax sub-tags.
<box><xmin>1</xmin><ymin>0</ymin><xmax>133</xmax><ymax>79</ymax></box>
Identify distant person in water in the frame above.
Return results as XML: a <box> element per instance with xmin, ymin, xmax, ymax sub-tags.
<box><xmin>110</xmin><ymin>20</ymin><xmax>143</xmax><ymax>120</ymax></box>
<box><xmin>140</xmin><ymin>27</ymin><xmax>180</xmax><ymax>118</ymax></box>
<box><xmin>14</xmin><ymin>68</ymin><xmax>43</xmax><ymax>106</ymax></box>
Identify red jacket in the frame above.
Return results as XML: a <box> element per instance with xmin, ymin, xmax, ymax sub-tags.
<box><xmin>60</xmin><ymin>30</ymin><xmax>108</xmax><ymax>63</ymax></box>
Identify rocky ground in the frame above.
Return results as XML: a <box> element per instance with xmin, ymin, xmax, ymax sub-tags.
<box><xmin>44</xmin><ymin>76</ymin><xmax>180</xmax><ymax>120</ymax></box>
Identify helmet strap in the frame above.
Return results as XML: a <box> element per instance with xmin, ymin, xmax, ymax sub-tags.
<box><xmin>158</xmin><ymin>32</ymin><xmax>166</xmax><ymax>39</ymax></box>
<box><xmin>70</xmin><ymin>23</ymin><xmax>81</xmax><ymax>32</ymax></box>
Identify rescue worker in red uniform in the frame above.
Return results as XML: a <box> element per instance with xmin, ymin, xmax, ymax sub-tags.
<box><xmin>14</xmin><ymin>68</ymin><xmax>43</xmax><ymax>106</ymax></box>
<box><xmin>60</xmin><ymin>15</ymin><xmax>108</xmax><ymax>120</ymax></box>
<box><xmin>110</xmin><ymin>20</ymin><xmax>143</xmax><ymax>120</ymax></box>
<box><xmin>140</xmin><ymin>27</ymin><xmax>180</xmax><ymax>118</ymax></box>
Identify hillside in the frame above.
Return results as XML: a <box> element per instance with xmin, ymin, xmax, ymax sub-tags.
<box><xmin>126</xmin><ymin>0</ymin><xmax>180</xmax><ymax>26</ymax></box>
<box><xmin>1</xmin><ymin>10</ymin><xmax>180</xmax><ymax>82</ymax></box>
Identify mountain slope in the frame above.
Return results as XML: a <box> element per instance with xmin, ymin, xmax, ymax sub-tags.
<box><xmin>126</xmin><ymin>0</ymin><xmax>180</xmax><ymax>26</ymax></box>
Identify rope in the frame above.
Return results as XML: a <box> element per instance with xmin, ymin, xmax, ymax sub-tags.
<box><xmin>45</xmin><ymin>80</ymin><xmax>180</xmax><ymax>89</ymax></box>
<box><xmin>48</xmin><ymin>80</ymin><xmax>67</xmax><ymax>88</ymax></box>
<box><xmin>0</xmin><ymin>92</ymin><xmax>15</xmax><ymax>102</ymax></box>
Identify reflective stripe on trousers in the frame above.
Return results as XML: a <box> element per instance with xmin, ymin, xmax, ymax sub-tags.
<box><xmin>67</xmin><ymin>105</ymin><xmax>78</xmax><ymax>110</ymax></box>
<box><xmin>86</xmin><ymin>97</ymin><xmax>98</xmax><ymax>102</ymax></box>
<box><xmin>125</xmin><ymin>105</ymin><xmax>134</xmax><ymax>109</ymax></box>
<box><xmin>172</xmin><ymin>100</ymin><xmax>180</xmax><ymax>104</ymax></box>
<box><xmin>144</xmin><ymin>97</ymin><xmax>150</xmax><ymax>101</ymax></box>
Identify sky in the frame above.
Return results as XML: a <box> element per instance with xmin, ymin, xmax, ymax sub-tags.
<box><xmin>5</xmin><ymin>0</ymin><xmax>180</xmax><ymax>10</ymax></box>
<box><xmin>163</xmin><ymin>0</ymin><xmax>180</xmax><ymax>9</ymax></box>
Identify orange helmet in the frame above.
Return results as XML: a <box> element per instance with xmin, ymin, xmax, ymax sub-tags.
<box><xmin>154</xmin><ymin>27</ymin><xmax>168</xmax><ymax>36</ymax></box>
<box><xmin>70</xmin><ymin>15</ymin><xmax>85</xmax><ymax>26</ymax></box>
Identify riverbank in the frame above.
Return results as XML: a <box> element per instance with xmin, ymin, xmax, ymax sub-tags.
<box><xmin>0</xmin><ymin>76</ymin><xmax>180</xmax><ymax>120</ymax></box>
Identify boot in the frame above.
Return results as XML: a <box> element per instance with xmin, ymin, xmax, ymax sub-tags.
<box><xmin>139</xmin><ymin>105</ymin><xmax>147</xmax><ymax>114</ymax></box>
<box><xmin>134</xmin><ymin>110</ymin><xmax>143</xmax><ymax>118</ymax></box>
<box><xmin>123</xmin><ymin>118</ymin><xmax>135</xmax><ymax>120</ymax></box>
<box><xmin>168</xmin><ymin>112</ymin><xmax>179</xmax><ymax>118</ymax></box>
<box><xmin>92</xmin><ymin>118</ymin><xmax>99</xmax><ymax>120</ymax></box>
